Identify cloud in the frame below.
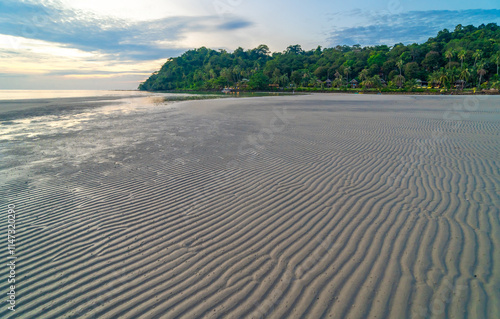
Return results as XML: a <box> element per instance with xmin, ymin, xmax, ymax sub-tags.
<box><xmin>0</xmin><ymin>72</ymin><xmax>148</xmax><ymax>89</ymax></box>
<box><xmin>328</xmin><ymin>9</ymin><xmax>500</xmax><ymax>46</ymax></box>
<box><xmin>0</xmin><ymin>73</ymin><xmax>27</xmax><ymax>78</ymax></box>
<box><xmin>218</xmin><ymin>20</ymin><xmax>253</xmax><ymax>31</ymax></box>
<box><xmin>0</xmin><ymin>33</ymin><xmax>166</xmax><ymax>87</ymax></box>
<box><xmin>0</xmin><ymin>0</ymin><xmax>253</xmax><ymax>60</ymax></box>
<box><xmin>46</xmin><ymin>70</ymin><xmax>147</xmax><ymax>76</ymax></box>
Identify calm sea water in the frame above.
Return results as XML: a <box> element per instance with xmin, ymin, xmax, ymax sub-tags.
<box><xmin>0</xmin><ymin>90</ymin><xmax>147</xmax><ymax>100</ymax></box>
<box><xmin>0</xmin><ymin>90</ymin><xmax>193</xmax><ymax>143</ymax></box>
<box><xmin>0</xmin><ymin>90</ymin><xmax>292</xmax><ymax>101</ymax></box>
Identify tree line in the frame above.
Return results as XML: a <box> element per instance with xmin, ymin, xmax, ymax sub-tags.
<box><xmin>139</xmin><ymin>23</ymin><xmax>500</xmax><ymax>92</ymax></box>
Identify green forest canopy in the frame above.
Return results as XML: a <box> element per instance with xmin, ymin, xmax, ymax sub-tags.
<box><xmin>139</xmin><ymin>23</ymin><xmax>500</xmax><ymax>91</ymax></box>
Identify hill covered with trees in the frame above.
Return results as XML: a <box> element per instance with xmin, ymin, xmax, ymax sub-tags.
<box><xmin>139</xmin><ymin>23</ymin><xmax>500</xmax><ymax>92</ymax></box>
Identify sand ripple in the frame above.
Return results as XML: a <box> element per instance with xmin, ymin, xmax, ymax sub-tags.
<box><xmin>1</xmin><ymin>94</ymin><xmax>499</xmax><ymax>318</ymax></box>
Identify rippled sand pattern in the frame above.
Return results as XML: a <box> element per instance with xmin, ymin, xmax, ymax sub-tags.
<box><xmin>1</xmin><ymin>94</ymin><xmax>499</xmax><ymax>318</ymax></box>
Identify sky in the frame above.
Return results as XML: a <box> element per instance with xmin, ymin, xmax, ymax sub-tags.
<box><xmin>0</xmin><ymin>0</ymin><xmax>499</xmax><ymax>90</ymax></box>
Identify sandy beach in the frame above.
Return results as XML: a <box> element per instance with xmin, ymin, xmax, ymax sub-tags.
<box><xmin>1</xmin><ymin>93</ymin><xmax>499</xmax><ymax>318</ymax></box>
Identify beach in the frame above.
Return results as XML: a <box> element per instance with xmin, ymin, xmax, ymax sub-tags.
<box><xmin>0</xmin><ymin>93</ymin><xmax>499</xmax><ymax>318</ymax></box>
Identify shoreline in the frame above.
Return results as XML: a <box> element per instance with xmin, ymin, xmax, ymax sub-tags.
<box><xmin>0</xmin><ymin>93</ymin><xmax>226</xmax><ymax>121</ymax></box>
<box><xmin>141</xmin><ymin>89</ymin><xmax>500</xmax><ymax>96</ymax></box>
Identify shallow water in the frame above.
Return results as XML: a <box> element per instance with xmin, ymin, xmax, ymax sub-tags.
<box><xmin>0</xmin><ymin>90</ymin><xmax>145</xmax><ymax>100</ymax></box>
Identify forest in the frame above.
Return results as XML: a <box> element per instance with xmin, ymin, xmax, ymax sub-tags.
<box><xmin>139</xmin><ymin>23</ymin><xmax>500</xmax><ymax>92</ymax></box>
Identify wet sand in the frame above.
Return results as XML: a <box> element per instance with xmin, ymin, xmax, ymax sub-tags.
<box><xmin>0</xmin><ymin>94</ymin><xmax>499</xmax><ymax>318</ymax></box>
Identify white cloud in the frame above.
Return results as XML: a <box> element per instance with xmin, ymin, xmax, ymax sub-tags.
<box><xmin>0</xmin><ymin>35</ymin><xmax>164</xmax><ymax>79</ymax></box>
<box><xmin>60</xmin><ymin>0</ymin><xmax>213</xmax><ymax>20</ymax></box>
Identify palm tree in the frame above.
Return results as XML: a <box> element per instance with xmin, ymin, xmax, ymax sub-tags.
<box><xmin>433</xmin><ymin>68</ymin><xmax>449</xmax><ymax>89</ymax></box>
<box><xmin>396</xmin><ymin>59</ymin><xmax>403</xmax><ymax>76</ymax></box>
<box><xmin>271</xmin><ymin>75</ymin><xmax>280</xmax><ymax>86</ymax></box>
<box><xmin>447</xmin><ymin>68</ymin><xmax>459</xmax><ymax>87</ymax></box>
<box><xmin>405</xmin><ymin>78</ymin><xmax>418</xmax><ymax>89</ymax></box>
<box><xmin>359</xmin><ymin>69</ymin><xmax>369</xmax><ymax>81</ymax></box>
<box><xmin>459</xmin><ymin>68</ymin><xmax>471</xmax><ymax>89</ymax></box>
<box><xmin>429</xmin><ymin>71</ymin><xmax>441</xmax><ymax>87</ymax></box>
<box><xmin>240</xmin><ymin>69</ymin><xmax>248</xmax><ymax>80</ymax></box>
<box><xmin>371</xmin><ymin>75</ymin><xmax>382</xmax><ymax>89</ymax></box>
<box><xmin>280</xmin><ymin>74</ymin><xmax>289</xmax><ymax>87</ymax></box>
<box><xmin>333</xmin><ymin>78</ymin><xmax>343</xmax><ymax>88</ymax></box>
<box><xmin>394</xmin><ymin>74</ymin><xmax>405</xmax><ymax>88</ymax></box>
<box><xmin>334</xmin><ymin>70</ymin><xmax>343</xmax><ymax>88</ymax></box>
<box><xmin>233</xmin><ymin>65</ymin><xmax>242</xmax><ymax>82</ymax></box>
<box><xmin>477</xmin><ymin>63</ymin><xmax>487</xmax><ymax>86</ymax></box>
<box><xmin>445</xmin><ymin>50</ymin><xmax>455</xmax><ymax>69</ymax></box>
<box><xmin>302</xmin><ymin>71</ymin><xmax>312</xmax><ymax>87</ymax></box>
<box><xmin>209</xmin><ymin>69</ymin><xmax>216</xmax><ymax>79</ymax></box>
<box><xmin>362</xmin><ymin>78</ymin><xmax>373</xmax><ymax>89</ymax></box>
<box><xmin>193</xmin><ymin>69</ymin><xmax>203</xmax><ymax>82</ymax></box>
<box><xmin>491</xmin><ymin>52</ymin><xmax>500</xmax><ymax>77</ymax></box>
<box><xmin>252</xmin><ymin>61</ymin><xmax>260</xmax><ymax>74</ymax></box>
<box><xmin>473</xmin><ymin>50</ymin><xmax>483</xmax><ymax>67</ymax></box>
<box><xmin>271</xmin><ymin>69</ymin><xmax>281</xmax><ymax>84</ymax></box>
<box><xmin>458</xmin><ymin>50</ymin><xmax>466</xmax><ymax>69</ymax></box>
<box><xmin>220</xmin><ymin>68</ymin><xmax>232</xmax><ymax>86</ymax></box>
<box><xmin>439</xmin><ymin>72</ymin><xmax>449</xmax><ymax>89</ymax></box>
<box><xmin>343</xmin><ymin>66</ymin><xmax>351</xmax><ymax>87</ymax></box>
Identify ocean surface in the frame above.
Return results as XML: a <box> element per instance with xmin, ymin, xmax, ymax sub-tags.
<box><xmin>0</xmin><ymin>90</ymin><xmax>214</xmax><ymax>145</ymax></box>
<box><xmin>0</xmin><ymin>90</ymin><xmax>148</xmax><ymax>100</ymax></box>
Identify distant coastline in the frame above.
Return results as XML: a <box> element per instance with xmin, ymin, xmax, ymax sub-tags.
<box><xmin>142</xmin><ymin>88</ymin><xmax>500</xmax><ymax>95</ymax></box>
<box><xmin>140</xmin><ymin>24</ymin><xmax>500</xmax><ymax>95</ymax></box>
